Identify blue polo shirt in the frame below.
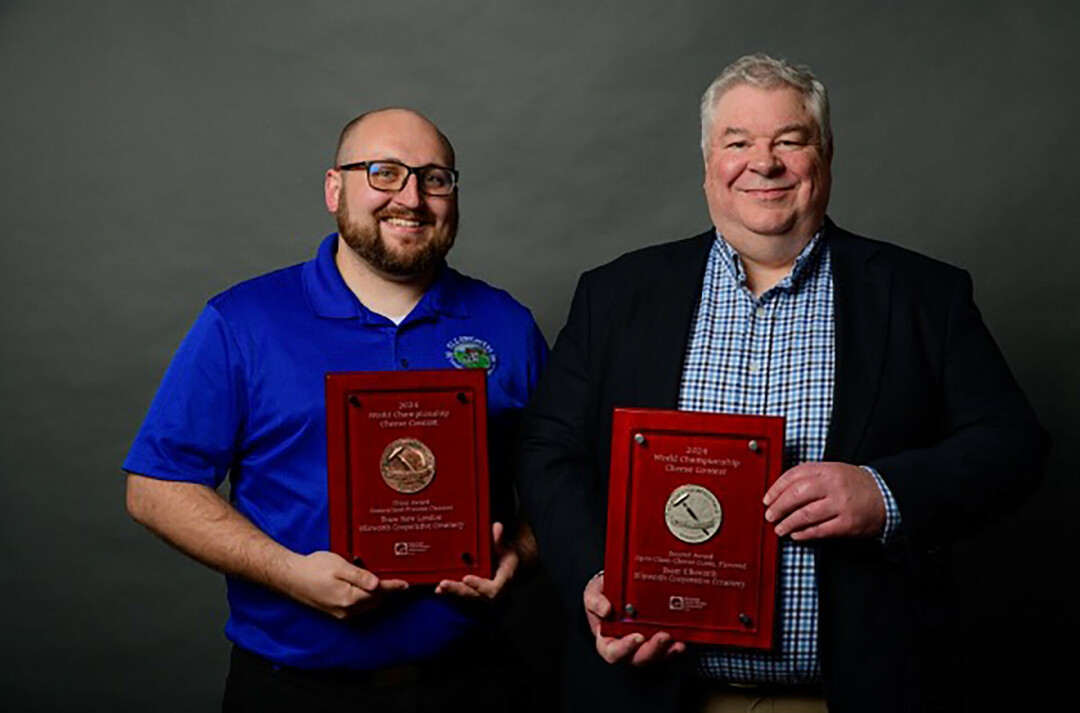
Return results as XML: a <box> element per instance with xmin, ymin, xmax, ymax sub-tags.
<box><xmin>124</xmin><ymin>234</ymin><xmax>547</xmax><ymax>669</ymax></box>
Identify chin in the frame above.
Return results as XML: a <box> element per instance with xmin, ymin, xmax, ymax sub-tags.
<box><xmin>743</xmin><ymin>218</ymin><xmax>798</xmax><ymax>237</ymax></box>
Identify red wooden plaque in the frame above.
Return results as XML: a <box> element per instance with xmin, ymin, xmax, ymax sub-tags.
<box><xmin>326</xmin><ymin>370</ymin><xmax>491</xmax><ymax>584</ymax></box>
<box><xmin>601</xmin><ymin>409</ymin><xmax>784</xmax><ymax>649</ymax></box>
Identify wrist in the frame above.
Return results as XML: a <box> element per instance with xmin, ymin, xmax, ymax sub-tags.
<box><xmin>263</xmin><ymin>545</ymin><xmax>305</xmax><ymax>595</ymax></box>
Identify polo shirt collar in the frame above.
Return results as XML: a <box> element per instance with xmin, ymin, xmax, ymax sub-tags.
<box><xmin>302</xmin><ymin>233</ymin><xmax>469</xmax><ymax>322</ymax></box>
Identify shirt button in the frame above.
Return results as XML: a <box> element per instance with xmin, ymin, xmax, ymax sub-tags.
<box><xmin>755</xmin><ymin>307</ymin><xmax>766</xmax><ymax>319</ymax></box>
<box><xmin>400</xmin><ymin>358</ymin><xmax>409</xmax><ymax>368</ymax></box>
<box><xmin>749</xmin><ymin>362</ymin><xmax>761</xmax><ymax>374</ymax></box>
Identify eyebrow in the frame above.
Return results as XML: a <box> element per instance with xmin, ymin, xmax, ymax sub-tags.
<box><xmin>370</xmin><ymin>157</ymin><xmax>454</xmax><ymax>169</ymax></box>
<box><xmin>720</xmin><ymin>123</ymin><xmax>815</xmax><ymax>138</ymax></box>
<box><xmin>775</xmin><ymin>123</ymin><xmax>814</xmax><ymax>137</ymax></box>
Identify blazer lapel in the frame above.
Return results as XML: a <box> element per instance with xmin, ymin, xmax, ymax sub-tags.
<box><xmin>826</xmin><ymin>224</ymin><xmax>892</xmax><ymax>462</ymax></box>
<box><xmin>635</xmin><ymin>231</ymin><xmax>715</xmax><ymax>409</ymax></box>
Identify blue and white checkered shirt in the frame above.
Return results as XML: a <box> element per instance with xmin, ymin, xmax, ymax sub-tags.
<box><xmin>679</xmin><ymin>230</ymin><xmax>898</xmax><ymax>684</ymax></box>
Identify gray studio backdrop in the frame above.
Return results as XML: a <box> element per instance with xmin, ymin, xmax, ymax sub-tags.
<box><xmin>2</xmin><ymin>2</ymin><xmax>1077</xmax><ymax>711</ymax></box>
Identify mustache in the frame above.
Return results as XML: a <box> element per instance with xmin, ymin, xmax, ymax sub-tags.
<box><xmin>375</xmin><ymin>207</ymin><xmax>433</xmax><ymax>223</ymax></box>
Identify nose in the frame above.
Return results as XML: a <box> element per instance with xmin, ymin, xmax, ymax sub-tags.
<box><xmin>749</xmin><ymin>144</ymin><xmax>783</xmax><ymax>176</ymax></box>
<box><xmin>392</xmin><ymin>172</ymin><xmax>423</xmax><ymax>208</ymax></box>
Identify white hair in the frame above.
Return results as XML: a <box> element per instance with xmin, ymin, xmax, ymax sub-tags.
<box><xmin>700</xmin><ymin>53</ymin><xmax>832</xmax><ymax>157</ymax></box>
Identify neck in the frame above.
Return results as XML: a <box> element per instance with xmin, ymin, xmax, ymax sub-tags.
<box><xmin>719</xmin><ymin>228</ymin><xmax>814</xmax><ymax>297</ymax></box>
<box><xmin>334</xmin><ymin>237</ymin><xmax>435</xmax><ymax>320</ymax></box>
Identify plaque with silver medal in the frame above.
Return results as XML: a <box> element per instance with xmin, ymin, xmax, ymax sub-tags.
<box><xmin>602</xmin><ymin>408</ymin><xmax>784</xmax><ymax>648</ymax></box>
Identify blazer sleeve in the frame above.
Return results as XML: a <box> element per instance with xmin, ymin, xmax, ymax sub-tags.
<box><xmin>868</xmin><ymin>269</ymin><xmax>1050</xmax><ymax>558</ymax></box>
<box><xmin>516</xmin><ymin>272</ymin><xmax>609</xmax><ymax>620</ymax></box>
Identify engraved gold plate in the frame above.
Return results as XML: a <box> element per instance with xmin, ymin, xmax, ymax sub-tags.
<box><xmin>380</xmin><ymin>438</ymin><xmax>436</xmax><ymax>494</ymax></box>
<box><xmin>664</xmin><ymin>484</ymin><xmax>723</xmax><ymax>544</ymax></box>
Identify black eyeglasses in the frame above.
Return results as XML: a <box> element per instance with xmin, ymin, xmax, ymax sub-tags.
<box><xmin>336</xmin><ymin>160</ymin><xmax>459</xmax><ymax>197</ymax></box>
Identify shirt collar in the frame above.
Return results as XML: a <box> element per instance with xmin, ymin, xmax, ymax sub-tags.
<box><xmin>302</xmin><ymin>234</ymin><xmax>469</xmax><ymax>322</ymax></box>
<box><xmin>711</xmin><ymin>226</ymin><xmax>827</xmax><ymax>293</ymax></box>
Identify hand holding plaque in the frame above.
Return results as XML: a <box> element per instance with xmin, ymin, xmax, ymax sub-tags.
<box><xmin>326</xmin><ymin>370</ymin><xmax>492</xmax><ymax>585</ymax></box>
<box><xmin>586</xmin><ymin>573</ymin><xmax>687</xmax><ymax>665</ymax></box>
<box><xmin>434</xmin><ymin>521</ymin><xmax>519</xmax><ymax>599</ymax></box>
<box><xmin>282</xmin><ymin>550</ymin><xmax>409</xmax><ymax>619</ymax></box>
<box><xmin>600</xmin><ymin>409</ymin><xmax>784</xmax><ymax>649</ymax></box>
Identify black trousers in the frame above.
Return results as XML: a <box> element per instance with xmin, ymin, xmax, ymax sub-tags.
<box><xmin>222</xmin><ymin>629</ymin><xmax>531</xmax><ymax>713</ymax></box>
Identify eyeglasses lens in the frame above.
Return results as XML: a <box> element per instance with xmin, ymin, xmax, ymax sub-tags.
<box><xmin>366</xmin><ymin>162</ymin><xmax>454</xmax><ymax>196</ymax></box>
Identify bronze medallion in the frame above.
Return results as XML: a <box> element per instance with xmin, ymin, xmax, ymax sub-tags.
<box><xmin>380</xmin><ymin>438</ymin><xmax>436</xmax><ymax>494</ymax></box>
<box><xmin>664</xmin><ymin>484</ymin><xmax>723</xmax><ymax>544</ymax></box>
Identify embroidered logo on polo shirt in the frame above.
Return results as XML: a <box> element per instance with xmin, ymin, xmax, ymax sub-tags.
<box><xmin>445</xmin><ymin>336</ymin><xmax>497</xmax><ymax>373</ymax></box>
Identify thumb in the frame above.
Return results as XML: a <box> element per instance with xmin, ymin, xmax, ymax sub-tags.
<box><xmin>339</xmin><ymin>564</ymin><xmax>378</xmax><ymax>592</ymax></box>
<box><xmin>585</xmin><ymin>589</ymin><xmax>611</xmax><ymax>619</ymax></box>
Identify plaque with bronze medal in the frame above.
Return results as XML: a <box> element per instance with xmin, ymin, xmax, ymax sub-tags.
<box><xmin>326</xmin><ymin>370</ymin><xmax>491</xmax><ymax>584</ymax></box>
<box><xmin>601</xmin><ymin>408</ymin><xmax>784</xmax><ymax>648</ymax></box>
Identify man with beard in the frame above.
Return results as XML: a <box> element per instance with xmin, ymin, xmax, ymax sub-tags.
<box><xmin>124</xmin><ymin>108</ymin><xmax>547</xmax><ymax>712</ymax></box>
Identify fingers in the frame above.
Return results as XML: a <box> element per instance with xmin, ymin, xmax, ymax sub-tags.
<box><xmin>789</xmin><ymin>517</ymin><xmax>843</xmax><ymax>541</ymax></box>
<box><xmin>764</xmin><ymin>466</ymin><xmax>824</xmax><ymax>525</ymax></box>
<box><xmin>630</xmin><ymin>632</ymin><xmax>683</xmax><ymax>665</ymax></box>
<box><xmin>492</xmin><ymin>521</ymin><xmax>504</xmax><ymax>546</ymax></box>
<box><xmin>465</xmin><ymin>575</ymin><xmax>500</xmax><ymax>598</ymax></box>
<box><xmin>596</xmin><ymin>632</ymin><xmax>644</xmax><ymax>664</ymax></box>
<box><xmin>764</xmin><ymin>462</ymin><xmax>886</xmax><ymax>540</ymax></box>
<box><xmin>435</xmin><ymin>579</ymin><xmax>480</xmax><ymax>597</ymax></box>
<box><xmin>458</xmin><ymin>571</ymin><xmax>504</xmax><ymax>599</ymax></box>
<box><xmin>336</xmin><ymin>564</ymin><xmax>379</xmax><ymax>592</ymax></box>
<box><xmin>596</xmin><ymin>631</ymin><xmax>684</xmax><ymax>666</ymax></box>
<box><xmin>770</xmin><ymin>496</ymin><xmax>835</xmax><ymax>537</ymax></box>
<box><xmin>376</xmin><ymin>578</ymin><xmax>409</xmax><ymax>592</ymax></box>
<box><xmin>435</xmin><ymin>576</ymin><xmax>496</xmax><ymax>598</ymax></box>
<box><xmin>491</xmin><ymin>546</ymin><xmax>519</xmax><ymax>584</ymax></box>
<box><xmin>585</xmin><ymin>608</ymin><xmax>603</xmax><ymax>637</ymax></box>
<box><xmin>583</xmin><ymin>587</ymin><xmax>611</xmax><ymax>621</ymax></box>
<box><xmin>434</xmin><ymin>545</ymin><xmax>519</xmax><ymax>599</ymax></box>
<box><xmin>764</xmin><ymin>462</ymin><xmax>814</xmax><ymax>506</ymax></box>
<box><xmin>582</xmin><ymin>575</ymin><xmax>684</xmax><ymax>666</ymax></box>
<box><xmin>337</xmin><ymin>564</ymin><xmax>407</xmax><ymax>593</ymax></box>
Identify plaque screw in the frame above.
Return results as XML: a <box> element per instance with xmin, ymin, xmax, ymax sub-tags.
<box><xmin>748</xmin><ymin>440</ymin><xmax>759</xmax><ymax>452</ymax></box>
<box><xmin>624</xmin><ymin>603</ymin><xmax>637</xmax><ymax>618</ymax></box>
<box><xmin>634</xmin><ymin>433</ymin><xmax>646</xmax><ymax>446</ymax></box>
<box><xmin>457</xmin><ymin>392</ymin><xmax>469</xmax><ymax>404</ymax></box>
<box><xmin>738</xmin><ymin>613</ymin><xmax>752</xmax><ymax>627</ymax></box>
<box><xmin>461</xmin><ymin>552</ymin><xmax>474</xmax><ymax>565</ymax></box>
<box><xmin>348</xmin><ymin>395</ymin><xmax>361</xmax><ymax>408</ymax></box>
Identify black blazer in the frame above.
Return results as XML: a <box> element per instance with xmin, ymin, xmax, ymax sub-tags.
<box><xmin>518</xmin><ymin>221</ymin><xmax>1048</xmax><ymax>712</ymax></box>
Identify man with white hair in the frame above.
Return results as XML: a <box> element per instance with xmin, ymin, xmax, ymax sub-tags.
<box><xmin>518</xmin><ymin>54</ymin><xmax>1047</xmax><ymax>712</ymax></box>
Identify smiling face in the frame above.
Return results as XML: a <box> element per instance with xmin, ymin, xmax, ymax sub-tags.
<box><xmin>703</xmin><ymin>84</ymin><xmax>831</xmax><ymax>254</ymax></box>
<box><xmin>325</xmin><ymin>109</ymin><xmax>458</xmax><ymax>279</ymax></box>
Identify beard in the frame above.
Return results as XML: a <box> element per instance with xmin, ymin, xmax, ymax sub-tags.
<box><xmin>335</xmin><ymin>190</ymin><xmax>457</xmax><ymax>279</ymax></box>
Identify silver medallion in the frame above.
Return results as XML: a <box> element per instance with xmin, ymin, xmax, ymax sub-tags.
<box><xmin>664</xmin><ymin>484</ymin><xmax>723</xmax><ymax>544</ymax></box>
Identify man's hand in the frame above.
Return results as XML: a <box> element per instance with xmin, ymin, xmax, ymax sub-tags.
<box><xmin>584</xmin><ymin>574</ymin><xmax>685</xmax><ymax>665</ymax></box>
<box><xmin>764</xmin><ymin>462</ymin><xmax>885</xmax><ymax>540</ymax></box>
<box><xmin>435</xmin><ymin>522</ymin><xmax>518</xmax><ymax>599</ymax></box>
<box><xmin>282</xmin><ymin>551</ymin><xmax>408</xmax><ymax>619</ymax></box>
<box><xmin>125</xmin><ymin>475</ymin><xmax>410</xmax><ymax>618</ymax></box>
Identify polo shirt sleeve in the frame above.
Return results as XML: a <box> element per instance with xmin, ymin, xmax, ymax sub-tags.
<box><xmin>123</xmin><ymin>304</ymin><xmax>247</xmax><ymax>488</ymax></box>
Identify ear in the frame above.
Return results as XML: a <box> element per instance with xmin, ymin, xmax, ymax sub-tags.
<box><xmin>324</xmin><ymin>169</ymin><xmax>342</xmax><ymax>213</ymax></box>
